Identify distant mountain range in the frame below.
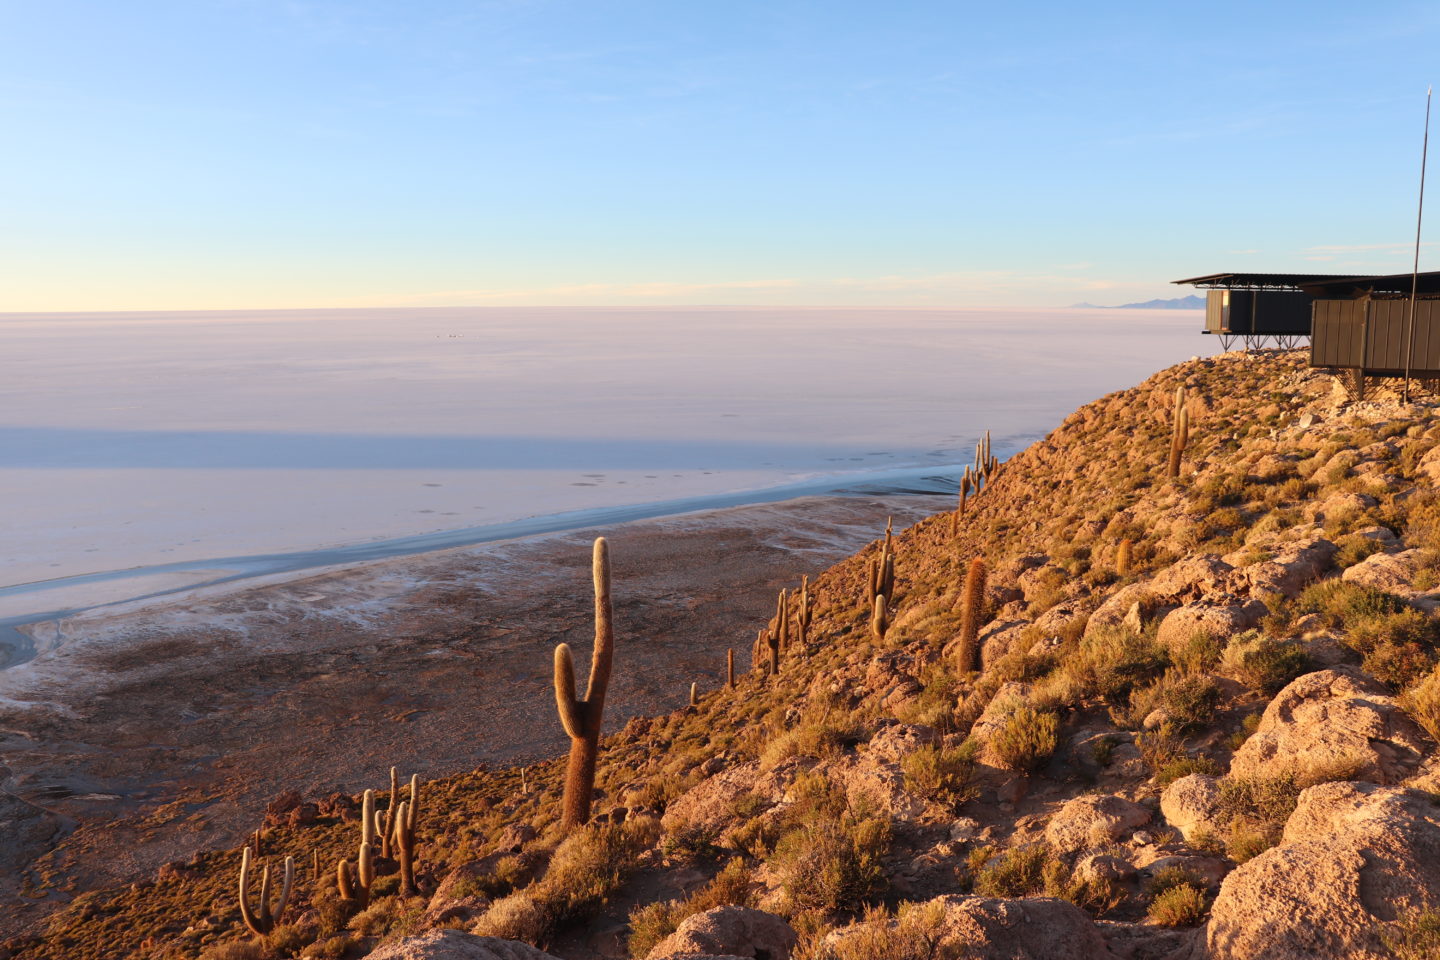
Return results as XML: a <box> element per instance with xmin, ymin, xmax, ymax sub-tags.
<box><xmin>1071</xmin><ymin>294</ymin><xmax>1206</xmax><ymax>310</ymax></box>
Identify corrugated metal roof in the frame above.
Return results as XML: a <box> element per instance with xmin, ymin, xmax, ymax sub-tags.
<box><xmin>1171</xmin><ymin>272</ymin><xmax>1355</xmax><ymax>288</ymax></box>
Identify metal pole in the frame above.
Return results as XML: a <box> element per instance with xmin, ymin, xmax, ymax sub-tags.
<box><xmin>1404</xmin><ymin>86</ymin><xmax>1432</xmax><ymax>403</ymax></box>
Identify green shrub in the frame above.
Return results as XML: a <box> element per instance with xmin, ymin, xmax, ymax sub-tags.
<box><xmin>1221</xmin><ymin>631</ymin><xmax>1310</xmax><ymax>695</ymax></box>
<box><xmin>1045</xmin><ymin>625</ymin><xmax>1167</xmax><ymax>705</ymax></box>
<box><xmin>1333</xmin><ymin>533</ymin><xmax>1386</xmax><ymax>570</ymax></box>
<box><xmin>1155</xmin><ymin>755</ymin><xmax>1223</xmax><ymax>788</ymax></box>
<box><xmin>627</xmin><ymin>859</ymin><xmax>753</xmax><ymax>958</ymax></box>
<box><xmin>771</xmin><ymin>815</ymin><xmax>891</xmax><ymax>912</ymax></box>
<box><xmin>988</xmin><ymin>706</ymin><xmax>1059</xmax><ymax>772</ymax></box>
<box><xmin>901</xmin><ymin>740</ymin><xmax>980</xmax><ymax>806</ymax></box>
<box><xmin>199</xmin><ymin>942</ymin><xmax>266</xmax><ymax>960</ymax></box>
<box><xmin>1363</xmin><ymin>639</ymin><xmax>1437</xmax><ymax>688</ymax></box>
<box><xmin>827</xmin><ymin>900</ymin><xmax>963</xmax><ymax>960</ymax></box>
<box><xmin>1147</xmin><ymin>883</ymin><xmax>1207</xmax><ymax>926</ymax></box>
<box><xmin>1401</xmin><ymin>666</ymin><xmax>1440</xmax><ymax>741</ymax></box>
<box><xmin>1147</xmin><ymin>866</ymin><xmax>1206</xmax><ymax>897</ymax></box>
<box><xmin>1125</xmin><ymin>669</ymin><xmax>1221</xmax><ymax>732</ymax></box>
<box><xmin>1383</xmin><ymin>909</ymin><xmax>1440</xmax><ymax>960</ymax></box>
<box><xmin>974</xmin><ymin>844</ymin><xmax>1050</xmax><ymax>898</ymax></box>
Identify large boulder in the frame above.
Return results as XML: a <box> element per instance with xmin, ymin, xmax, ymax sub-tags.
<box><xmin>1084</xmin><ymin>583</ymin><xmax>1154</xmax><ymax>638</ymax></box>
<box><xmin>1160</xmin><ymin>773</ymin><xmax>1224</xmax><ymax>843</ymax></box>
<box><xmin>1341</xmin><ymin>549</ymin><xmax>1425</xmax><ymax>595</ymax></box>
<box><xmin>1155</xmin><ymin>601</ymin><xmax>1267</xmax><ymax>650</ymax></box>
<box><xmin>1147</xmin><ymin>554</ymin><xmax>1235</xmax><ymax>603</ymax></box>
<box><xmin>1206</xmin><ymin>781</ymin><xmax>1440</xmax><ymax>959</ymax></box>
<box><xmin>646</xmin><ymin>906</ymin><xmax>797</xmax><ymax>960</ymax></box>
<box><xmin>1228</xmin><ymin>668</ymin><xmax>1431</xmax><ymax>785</ymax></box>
<box><xmin>825</xmin><ymin>894</ymin><xmax>1118</xmax><ymax>960</ymax></box>
<box><xmin>662</xmin><ymin>762</ymin><xmax>764</xmax><ymax>836</ymax></box>
<box><xmin>365</xmin><ymin>931</ymin><xmax>561</xmax><ymax>960</ymax></box>
<box><xmin>1044</xmin><ymin>794</ymin><xmax>1151</xmax><ymax>856</ymax></box>
<box><xmin>1241</xmin><ymin>537</ymin><xmax>1337</xmax><ymax>597</ymax></box>
<box><xmin>834</xmin><ymin>722</ymin><xmax>936</xmax><ymax>821</ymax></box>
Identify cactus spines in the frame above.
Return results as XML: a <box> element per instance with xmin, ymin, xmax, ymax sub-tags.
<box><xmin>394</xmin><ymin>774</ymin><xmax>420</xmax><ymax>897</ymax></box>
<box><xmin>238</xmin><ymin>846</ymin><xmax>294</xmax><ymax>935</ymax></box>
<box><xmin>553</xmin><ymin>537</ymin><xmax>616</xmax><ymax>827</ymax></box>
<box><xmin>1117</xmin><ymin>538</ymin><xmax>1134</xmax><ymax>577</ymax></box>
<box><xmin>870</xmin><ymin>594</ymin><xmax>889</xmax><ymax>640</ymax></box>
<box><xmin>727</xmin><ymin>647</ymin><xmax>735</xmax><ymax>688</ymax></box>
<box><xmin>1168</xmin><ymin>384</ymin><xmax>1189</xmax><ymax>479</ymax></box>
<box><xmin>957</xmin><ymin>557</ymin><xmax>988</xmax><ymax>672</ymax></box>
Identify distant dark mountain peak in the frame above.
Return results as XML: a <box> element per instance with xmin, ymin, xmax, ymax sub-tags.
<box><xmin>1071</xmin><ymin>294</ymin><xmax>1206</xmax><ymax>310</ymax></box>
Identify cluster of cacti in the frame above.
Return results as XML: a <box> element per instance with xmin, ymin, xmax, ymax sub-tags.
<box><xmin>553</xmin><ymin>537</ymin><xmax>615</xmax><ymax>827</ymax></box>
<box><xmin>950</xmin><ymin>433</ymin><xmax>1001</xmax><ymax>537</ymax></box>
<box><xmin>237</xmin><ymin>845</ymin><xmax>294</xmax><ymax>935</ymax></box>
<box><xmin>955</xmin><ymin>557</ymin><xmax>988</xmax><ymax>672</ymax></box>
<box><xmin>1116</xmin><ymin>537</ymin><xmax>1134</xmax><ymax>577</ymax></box>
<box><xmin>976</xmin><ymin>430</ymin><xmax>999</xmax><ymax>480</ymax></box>
<box><xmin>337</xmin><ymin>789</ymin><xmax>378</xmax><ymax>908</ymax></box>
<box><xmin>1167</xmin><ymin>384</ymin><xmax>1190</xmax><ymax>478</ymax></box>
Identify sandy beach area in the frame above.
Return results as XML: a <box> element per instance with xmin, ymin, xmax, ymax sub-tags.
<box><xmin>0</xmin><ymin>487</ymin><xmax>948</xmax><ymax>934</ymax></box>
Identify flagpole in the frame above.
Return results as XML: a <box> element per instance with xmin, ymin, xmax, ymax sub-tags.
<box><xmin>1404</xmin><ymin>85</ymin><xmax>1432</xmax><ymax>404</ymax></box>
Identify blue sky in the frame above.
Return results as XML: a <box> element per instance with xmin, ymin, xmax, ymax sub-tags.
<box><xmin>3</xmin><ymin>1</ymin><xmax>1439</xmax><ymax>310</ymax></box>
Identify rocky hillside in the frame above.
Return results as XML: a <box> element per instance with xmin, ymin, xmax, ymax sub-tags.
<box><xmin>9</xmin><ymin>350</ymin><xmax>1440</xmax><ymax>960</ymax></box>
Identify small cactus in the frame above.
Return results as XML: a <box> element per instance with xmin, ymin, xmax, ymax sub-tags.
<box><xmin>689</xmin><ymin>681</ymin><xmax>699</xmax><ymax>707</ymax></box>
<box><xmin>870</xmin><ymin>594</ymin><xmax>889</xmax><ymax>640</ymax></box>
<box><xmin>1117</xmin><ymin>538</ymin><xmax>1134</xmax><ymax>577</ymax></box>
<box><xmin>956</xmin><ymin>557</ymin><xmax>988</xmax><ymax>672</ymax></box>
<box><xmin>237</xmin><ymin>846</ymin><xmax>294</xmax><ymax>936</ymax></box>
<box><xmin>553</xmin><ymin>537</ymin><xmax>617</xmax><ymax>828</ymax></box>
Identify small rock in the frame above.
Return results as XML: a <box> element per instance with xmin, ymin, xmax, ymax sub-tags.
<box><xmin>949</xmin><ymin>818</ymin><xmax>981</xmax><ymax>842</ymax></box>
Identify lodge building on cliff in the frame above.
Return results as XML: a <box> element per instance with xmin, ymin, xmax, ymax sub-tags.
<box><xmin>1174</xmin><ymin>270</ymin><xmax>1440</xmax><ymax>398</ymax></box>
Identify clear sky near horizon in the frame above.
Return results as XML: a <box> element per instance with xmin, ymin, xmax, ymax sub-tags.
<box><xmin>3</xmin><ymin>1</ymin><xmax>1438</xmax><ymax>311</ymax></box>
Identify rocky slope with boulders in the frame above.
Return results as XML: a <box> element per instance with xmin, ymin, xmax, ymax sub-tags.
<box><xmin>9</xmin><ymin>350</ymin><xmax>1440</xmax><ymax>960</ymax></box>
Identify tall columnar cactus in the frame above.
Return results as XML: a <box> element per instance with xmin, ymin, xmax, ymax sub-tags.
<box><xmin>797</xmin><ymin>576</ymin><xmax>812</xmax><ymax>646</ymax></box>
<box><xmin>866</xmin><ymin>558</ymin><xmax>879</xmax><ymax>606</ymax></box>
<box><xmin>870</xmin><ymin>594</ymin><xmax>889</xmax><ymax>640</ymax></box>
<box><xmin>1117</xmin><ymin>538</ymin><xmax>1134</xmax><ymax>577</ymax></box>
<box><xmin>950</xmin><ymin>472</ymin><xmax>972</xmax><ymax>538</ymax></box>
<box><xmin>380</xmin><ymin>766</ymin><xmax>398</xmax><ymax>858</ymax></box>
<box><xmin>237</xmin><ymin>846</ymin><xmax>294</xmax><ymax>935</ymax></box>
<box><xmin>553</xmin><ymin>537</ymin><xmax>616</xmax><ymax>828</ymax></box>
<box><xmin>337</xmin><ymin>788</ymin><xmax>377</xmax><ymax>908</ymax></box>
<box><xmin>870</xmin><ymin>522</ymin><xmax>896</xmax><ymax>602</ymax></box>
<box><xmin>1168</xmin><ymin>385</ymin><xmax>1189</xmax><ymax>479</ymax></box>
<box><xmin>394</xmin><ymin>774</ymin><xmax>420</xmax><ymax>897</ymax></box>
<box><xmin>956</xmin><ymin>557</ymin><xmax>988</xmax><ymax>672</ymax></box>
<box><xmin>775</xmin><ymin>589</ymin><xmax>789</xmax><ymax>653</ymax></box>
<box><xmin>727</xmin><ymin>647</ymin><xmax>735</xmax><ymax>688</ymax></box>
